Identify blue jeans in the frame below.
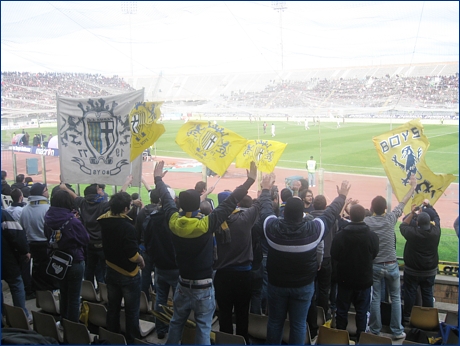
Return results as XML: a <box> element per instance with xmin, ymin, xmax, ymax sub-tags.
<box><xmin>403</xmin><ymin>272</ymin><xmax>435</xmax><ymax>320</ymax></box>
<box><xmin>106</xmin><ymin>267</ymin><xmax>141</xmax><ymax>343</ymax></box>
<box><xmin>154</xmin><ymin>268</ymin><xmax>179</xmax><ymax>335</ymax></box>
<box><xmin>370</xmin><ymin>262</ymin><xmax>404</xmax><ymax>336</ymax></box>
<box><xmin>84</xmin><ymin>245</ymin><xmax>105</xmax><ymax>288</ymax></box>
<box><xmin>266</xmin><ymin>281</ymin><xmax>315</xmax><ymax>345</ymax></box>
<box><xmin>59</xmin><ymin>261</ymin><xmax>85</xmax><ymax>322</ymax></box>
<box><xmin>166</xmin><ymin>282</ymin><xmax>215</xmax><ymax>345</ymax></box>
<box><xmin>336</xmin><ymin>285</ymin><xmax>371</xmax><ymax>339</ymax></box>
<box><xmin>3</xmin><ymin>274</ymin><xmax>29</xmax><ymax>318</ymax></box>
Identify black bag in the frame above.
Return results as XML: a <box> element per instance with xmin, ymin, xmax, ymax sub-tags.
<box><xmin>46</xmin><ymin>250</ymin><xmax>73</xmax><ymax>280</ymax></box>
<box><xmin>46</xmin><ymin>218</ymin><xmax>73</xmax><ymax>280</ymax></box>
<box><xmin>405</xmin><ymin>328</ymin><xmax>430</xmax><ymax>344</ymax></box>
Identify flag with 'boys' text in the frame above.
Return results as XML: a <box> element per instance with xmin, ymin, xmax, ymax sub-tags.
<box><xmin>373</xmin><ymin>119</ymin><xmax>455</xmax><ymax>212</ymax></box>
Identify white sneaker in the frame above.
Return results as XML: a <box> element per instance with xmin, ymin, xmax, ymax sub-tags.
<box><xmin>56</xmin><ymin>321</ymin><xmax>64</xmax><ymax>331</ymax></box>
<box><xmin>392</xmin><ymin>332</ymin><xmax>406</xmax><ymax>340</ymax></box>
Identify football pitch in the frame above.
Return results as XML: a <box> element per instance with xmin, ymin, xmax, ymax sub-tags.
<box><xmin>152</xmin><ymin>120</ymin><xmax>459</xmax><ymax>181</ymax></box>
<box><xmin>4</xmin><ymin>120</ymin><xmax>458</xmax><ymax>181</ymax></box>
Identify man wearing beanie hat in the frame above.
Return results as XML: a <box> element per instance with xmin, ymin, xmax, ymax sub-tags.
<box><xmin>213</xmin><ymin>193</ymin><xmax>259</xmax><ymax>343</ymax></box>
<box><xmin>59</xmin><ymin>175</ymin><xmax>133</xmax><ymax>290</ymax></box>
<box><xmin>153</xmin><ymin>160</ymin><xmax>257</xmax><ymax>345</ymax></box>
<box><xmin>331</xmin><ymin>204</ymin><xmax>379</xmax><ymax>341</ymax></box>
<box><xmin>399</xmin><ymin>206</ymin><xmax>441</xmax><ymax>323</ymax></box>
<box><xmin>19</xmin><ymin>182</ymin><xmax>57</xmax><ymax>291</ymax></box>
<box><xmin>259</xmin><ymin>173</ymin><xmax>350</xmax><ymax>345</ymax></box>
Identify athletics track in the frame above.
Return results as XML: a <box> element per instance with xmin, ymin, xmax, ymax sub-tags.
<box><xmin>1</xmin><ymin>151</ymin><xmax>458</xmax><ymax>230</ymax></box>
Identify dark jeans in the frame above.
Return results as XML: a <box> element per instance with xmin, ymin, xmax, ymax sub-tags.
<box><xmin>261</xmin><ymin>255</ymin><xmax>268</xmax><ymax>314</ymax></box>
<box><xmin>2</xmin><ymin>273</ymin><xmax>29</xmax><ymax>317</ymax></box>
<box><xmin>84</xmin><ymin>244</ymin><xmax>105</xmax><ymax>288</ymax></box>
<box><xmin>266</xmin><ymin>282</ymin><xmax>315</xmax><ymax>345</ymax></box>
<box><xmin>20</xmin><ymin>261</ymin><xmax>33</xmax><ymax>295</ymax></box>
<box><xmin>60</xmin><ymin>261</ymin><xmax>85</xmax><ymax>322</ymax></box>
<box><xmin>106</xmin><ymin>267</ymin><xmax>141</xmax><ymax>343</ymax></box>
<box><xmin>316</xmin><ymin>257</ymin><xmax>332</xmax><ymax>319</ymax></box>
<box><xmin>336</xmin><ymin>285</ymin><xmax>371</xmax><ymax>339</ymax></box>
<box><xmin>249</xmin><ymin>265</ymin><xmax>263</xmax><ymax>314</ymax></box>
<box><xmin>29</xmin><ymin>241</ymin><xmax>59</xmax><ymax>291</ymax></box>
<box><xmin>214</xmin><ymin>270</ymin><xmax>252</xmax><ymax>343</ymax></box>
<box><xmin>141</xmin><ymin>251</ymin><xmax>155</xmax><ymax>301</ymax></box>
<box><xmin>154</xmin><ymin>267</ymin><xmax>179</xmax><ymax>335</ymax></box>
<box><xmin>307</xmin><ymin>284</ymin><xmax>318</xmax><ymax>337</ymax></box>
<box><xmin>403</xmin><ymin>272</ymin><xmax>435</xmax><ymax>320</ymax></box>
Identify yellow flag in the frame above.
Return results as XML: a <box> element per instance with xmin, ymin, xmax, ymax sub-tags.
<box><xmin>175</xmin><ymin>121</ymin><xmax>248</xmax><ymax>177</ymax></box>
<box><xmin>236</xmin><ymin>139</ymin><xmax>287</xmax><ymax>173</ymax></box>
<box><xmin>129</xmin><ymin>102</ymin><xmax>164</xmax><ymax>162</ymax></box>
<box><xmin>373</xmin><ymin>119</ymin><xmax>455</xmax><ymax>213</ymax></box>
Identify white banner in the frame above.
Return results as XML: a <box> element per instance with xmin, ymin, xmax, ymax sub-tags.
<box><xmin>57</xmin><ymin>89</ymin><xmax>144</xmax><ymax>186</ymax></box>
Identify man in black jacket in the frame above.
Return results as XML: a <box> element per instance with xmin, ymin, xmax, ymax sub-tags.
<box><xmin>11</xmin><ymin>174</ymin><xmax>30</xmax><ymax>198</ymax></box>
<box><xmin>400</xmin><ymin>207</ymin><xmax>441</xmax><ymax>322</ymax></box>
<box><xmin>331</xmin><ymin>204</ymin><xmax>379</xmax><ymax>341</ymax></box>
<box><xmin>1</xmin><ymin>170</ymin><xmax>12</xmax><ymax>196</ymax></box>
<box><xmin>260</xmin><ymin>173</ymin><xmax>350</xmax><ymax>345</ymax></box>
<box><xmin>1</xmin><ymin>209</ymin><xmax>32</xmax><ymax>322</ymax></box>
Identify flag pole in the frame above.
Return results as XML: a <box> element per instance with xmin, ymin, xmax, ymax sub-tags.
<box><xmin>211</xmin><ymin>173</ymin><xmax>225</xmax><ymax>190</ymax></box>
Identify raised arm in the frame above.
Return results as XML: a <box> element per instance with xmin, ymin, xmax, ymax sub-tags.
<box><xmin>60</xmin><ymin>183</ymin><xmax>78</xmax><ymax>199</ymax></box>
<box><xmin>200</xmin><ymin>185</ymin><xmax>215</xmax><ymax>202</ymax></box>
<box><xmin>400</xmin><ymin>174</ymin><xmax>417</xmax><ymax>205</ymax></box>
<box><xmin>120</xmin><ymin>175</ymin><xmax>133</xmax><ymax>192</ymax></box>
<box><xmin>141</xmin><ymin>176</ymin><xmax>152</xmax><ymax>192</ymax></box>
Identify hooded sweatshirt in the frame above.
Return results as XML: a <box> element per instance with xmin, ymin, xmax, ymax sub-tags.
<box><xmin>74</xmin><ymin>195</ymin><xmax>110</xmax><ymax>244</ymax></box>
<box><xmin>44</xmin><ymin>207</ymin><xmax>89</xmax><ymax>261</ymax></box>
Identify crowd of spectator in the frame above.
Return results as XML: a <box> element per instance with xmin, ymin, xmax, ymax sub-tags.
<box><xmin>2</xmin><ymin>71</ymin><xmax>458</xmax><ymax>124</ymax></box>
<box><xmin>1</xmin><ymin>161</ymin><xmax>448</xmax><ymax>344</ymax></box>
<box><xmin>223</xmin><ymin>75</ymin><xmax>459</xmax><ymax>110</ymax></box>
<box><xmin>1</xmin><ymin>72</ymin><xmax>135</xmax><ymax>118</ymax></box>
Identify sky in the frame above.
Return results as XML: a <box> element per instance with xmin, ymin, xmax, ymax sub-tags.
<box><xmin>1</xmin><ymin>1</ymin><xmax>458</xmax><ymax>76</ymax></box>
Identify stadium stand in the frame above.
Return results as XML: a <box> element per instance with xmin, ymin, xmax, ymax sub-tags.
<box><xmin>1</xmin><ymin>62</ymin><xmax>458</xmax><ymax>126</ymax></box>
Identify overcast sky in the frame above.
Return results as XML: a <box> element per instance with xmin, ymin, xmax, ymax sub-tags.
<box><xmin>1</xmin><ymin>1</ymin><xmax>458</xmax><ymax>76</ymax></box>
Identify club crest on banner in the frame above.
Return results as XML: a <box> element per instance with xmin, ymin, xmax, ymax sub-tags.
<box><xmin>176</xmin><ymin>121</ymin><xmax>248</xmax><ymax>177</ymax></box>
<box><xmin>236</xmin><ymin>139</ymin><xmax>287</xmax><ymax>173</ymax></box>
<box><xmin>188</xmin><ymin>122</ymin><xmax>230</xmax><ymax>158</ymax></box>
<box><xmin>60</xmin><ymin>98</ymin><xmax>130</xmax><ymax>176</ymax></box>
<box><xmin>129</xmin><ymin>101</ymin><xmax>164</xmax><ymax>162</ymax></box>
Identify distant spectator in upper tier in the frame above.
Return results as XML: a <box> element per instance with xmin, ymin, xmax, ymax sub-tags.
<box><xmin>1</xmin><ymin>170</ymin><xmax>12</xmax><ymax>196</ymax></box>
<box><xmin>11</xmin><ymin>174</ymin><xmax>30</xmax><ymax>198</ymax></box>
